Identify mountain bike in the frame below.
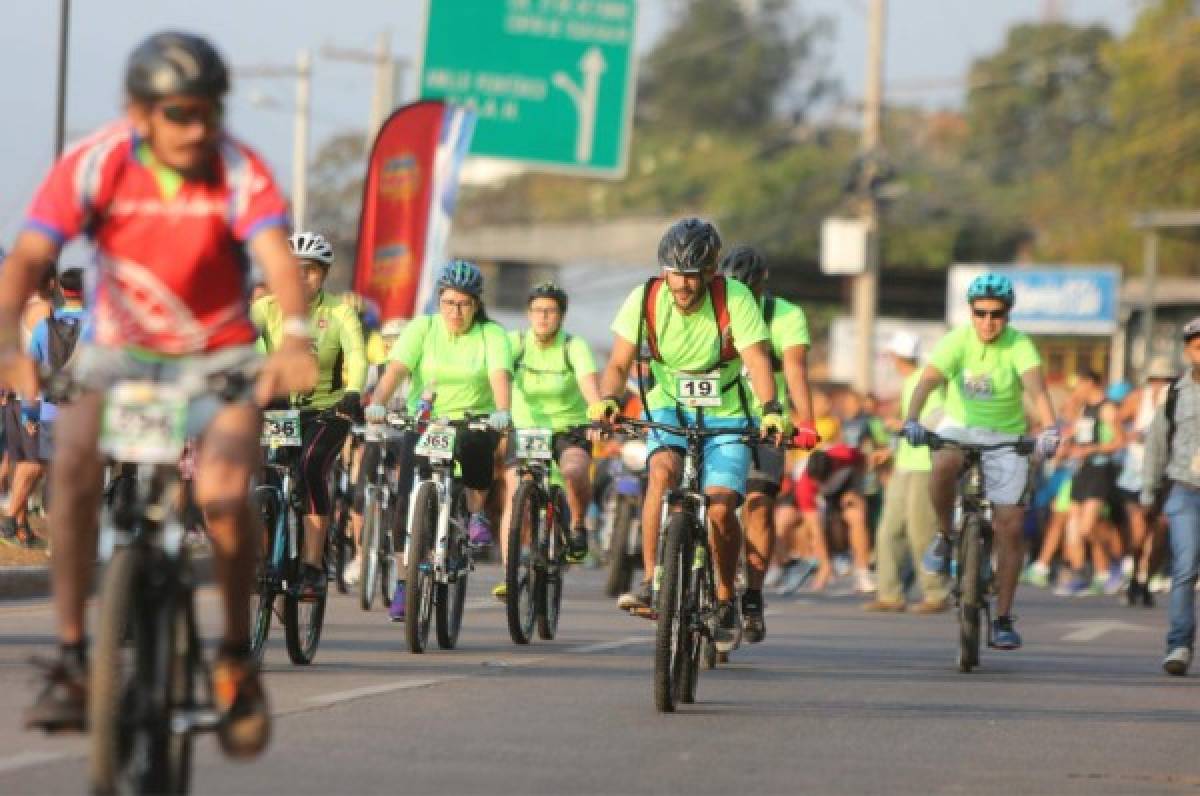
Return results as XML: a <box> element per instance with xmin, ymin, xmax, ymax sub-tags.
<box><xmin>923</xmin><ymin>432</ymin><xmax>1033</xmax><ymax>673</ymax></box>
<box><xmin>602</xmin><ymin>438</ymin><xmax>646</xmax><ymax>598</ymax></box>
<box><xmin>504</xmin><ymin>427</ymin><xmax>570</xmax><ymax>645</ymax></box>
<box><xmin>608</xmin><ymin>415</ymin><xmax>761</xmax><ymax>713</ymax></box>
<box><xmin>325</xmin><ymin>433</ymin><xmax>359</xmax><ymax>594</ymax></box>
<box><xmin>403</xmin><ymin>413</ymin><xmax>492</xmax><ymax>653</ymax></box>
<box><xmin>355</xmin><ymin>413</ymin><xmax>416</xmax><ymax>612</ymax></box>
<box><xmin>89</xmin><ymin>371</ymin><xmax>252</xmax><ymax>795</ymax></box>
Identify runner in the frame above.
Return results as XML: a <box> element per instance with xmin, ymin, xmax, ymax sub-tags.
<box><xmin>589</xmin><ymin>218</ymin><xmax>785</xmax><ymax>651</ymax></box>
<box><xmin>902</xmin><ymin>273</ymin><xmax>1058</xmax><ymax>650</ymax></box>
<box><xmin>1</xmin><ymin>32</ymin><xmax>316</xmax><ymax>756</ymax></box>
<box><xmin>718</xmin><ymin>245</ymin><xmax>818</xmax><ymax>641</ymax></box>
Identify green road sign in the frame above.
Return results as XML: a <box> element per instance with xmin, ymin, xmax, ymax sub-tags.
<box><xmin>418</xmin><ymin>0</ymin><xmax>637</xmax><ymax>178</ymax></box>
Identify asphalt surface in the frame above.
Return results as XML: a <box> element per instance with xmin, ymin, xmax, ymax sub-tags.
<box><xmin>0</xmin><ymin>565</ymin><xmax>1196</xmax><ymax>795</ymax></box>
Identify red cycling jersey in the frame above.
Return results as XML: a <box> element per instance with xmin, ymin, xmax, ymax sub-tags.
<box><xmin>25</xmin><ymin>121</ymin><xmax>288</xmax><ymax>355</ymax></box>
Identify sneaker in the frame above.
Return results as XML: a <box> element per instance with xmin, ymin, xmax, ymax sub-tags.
<box><xmin>762</xmin><ymin>564</ymin><xmax>784</xmax><ymax>590</ymax></box>
<box><xmin>467</xmin><ymin>512</ymin><xmax>493</xmax><ymax>547</ymax></box>
<box><xmin>853</xmin><ymin>568</ymin><xmax>877</xmax><ymax>594</ymax></box>
<box><xmin>24</xmin><ymin>654</ymin><xmax>87</xmax><ymax>733</ymax></box>
<box><xmin>343</xmin><ymin>554</ymin><xmax>362</xmax><ymax>586</ymax></box>
<box><xmin>1053</xmin><ymin>573</ymin><xmax>1089</xmax><ymax>597</ymax></box>
<box><xmin>742</xmin><ymin>590</ymin><xmax>766</xmax><ymax>643</ymax></box>
<box><xmin>775</xmin><ymin>558</ymin><xmax>816</xmax><ymax>596</ymax></box>
<box><xmin>617</xmin><ymin>579</ymin><xmax>653</xmax><ymax>614</ymax></box>
<box><xmin>1021</xmin><ymin>561</ymin><xmax>1050</xmax><ymax>588</ymax></box>
<box><xmin>921</xmin><ymin>533</ymin><xmax>950</xmax><ymax>576</ymax></box>
<box><xmin>18</xmin><ymin>524</ymin><xmax>48</xmax><ymax>551</ymax></box>
<box><xmin>0</xmin><ymin>516</ymin><xmax>18</xmax><ymax>547</ymax></box>
<box><xmin>714</xmin><ymin>600</ymin><xmax>738</xmax><ymax>653</ymax></box>
<box><xmin>297</xmin><ymin>564</ymin><xmax>326</xmax><ymax>600</ymax></box>
<box><xmin>991</xmin><ymin>615</ymin><xmax>1022</xmax><ymax>650</ymax></box>
<box><xmin>832</xmin><ymin>554</ymin><xmax>852</xmax><ymax>578</ymax></box>
<box><xmin>909</xmin><ymin>597</ymin><xmax>951</xmax><ymax>614</ymax></box>
<box><xmin>1149</xmin><ymin>574</ymin><xmax>1170</xmax><ymax>594</ymax></box>
<box><xmin>1163</xmin><ymin>646</ymin><xmax>1191</xmax><ymax>676</ymax></box>
<box><xmin>862</xmin><ymin>598</ymin><xmax>906</xmax><ymax>613</ymax></box>
<box><xmin>565</xmin><ymin>526</ymin><xmax>588</xmax><ymax>563</ymax></box>
<box><xmin>388</xmin><ymin>582</ymin><xmax>406</xmax><ymax>622</ymax></box>
<box><xmin>1102</xmin><ymin>564</ymin><xmax>1124</xmax><ymax>596</ymax></box>
<box><xmin>492</xmin><ymin>582</ymin><xmax>507</xmax><ymax>602</ymax></box>
<box><xmin>211</xmin><ymin>654</ymin><xmax>270</xmax><ymax>759</ymax></box>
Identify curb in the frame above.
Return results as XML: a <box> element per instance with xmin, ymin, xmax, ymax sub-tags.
<box><xmin>0</xmin><ymin>555</ymin><xmax>215</xmax><ymax>601</ymax></box>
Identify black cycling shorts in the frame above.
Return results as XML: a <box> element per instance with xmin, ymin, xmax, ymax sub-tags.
<box><xmin>1071</xmin><ymin>460</ymin><xmax>1116</xmax><ymax>503</ymax></box>
<box><xmin>503</xmin><ymin>426</ymin><xmax>590</xmax><ymax>469</ymax></box>
<box><xmin>296</xmin><ymin>412</ymin><xmax>350</xmax><ymax>517</ymax></box>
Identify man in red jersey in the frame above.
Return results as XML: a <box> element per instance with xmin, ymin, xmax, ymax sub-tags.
<box><xmin>0</xmin><ymin>32</ymin><xmax>316</xmax><ymax>757</ymax></box>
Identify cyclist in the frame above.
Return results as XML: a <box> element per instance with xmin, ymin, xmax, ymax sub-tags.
<box><xmin>902</xmin><ymin>273</ymin><xmax>1058</xmax><ymax>650</ymax></box>
<box><xmin>365</xmin><ymin>259</ymin><xmax>512</xmax><ymax>618</ymax></box>
<box><xmin>1</xmin><ymin>32</ymin><xmax>317</xmax><ymax>756</ymax></box>
<box><xmin>590</xmin><ymin>218</ymin><xmax>786</xmax><ymax>651</ymax></box>
<box><xmin>494</xmin><ymin>281</ymin><xmax>601</xmax><ymax>599</ymax></box>
<box><xmin>252</xmin><ymin>231</ymin><xmax>366</xmax><ymax>597</ymax></box>
<box><xmin>718</xmin><ymin>245</ymin><xmax>818</xmax><ymax>642</ymax></box>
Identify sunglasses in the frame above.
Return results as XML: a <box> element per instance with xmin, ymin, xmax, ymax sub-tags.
<box><xmin>972</xmin><ymin>307</ymin><xmax>1009</xmax><ymax>321</ymax></box>
<box><xmin>158</xmin><ymin>102</ymin><xmax>223</xmax><ymax>128</ymax></box>
<box><xmin>440</xmin><ymin>298</ymin><xmax>475</xmax><ymax>312</ymax></box>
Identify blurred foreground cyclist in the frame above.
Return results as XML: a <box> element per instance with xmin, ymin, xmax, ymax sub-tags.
<box><xmin>5</xmin><ymin>32</ymin><xmax>317</xmax><ymax>756</ymax></box>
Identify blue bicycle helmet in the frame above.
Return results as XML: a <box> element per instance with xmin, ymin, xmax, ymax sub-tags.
<box><xmin>966</xmin><ymin>273</ymin><xmax>1015</xmax><ymax>307</ymax></box>
<box><xmin>1106</xmin><ymin>381</ymin><xmax>1132</xmax><ymax>404</ymax></box>
<box><xmin>436</xmin><ymin>259</ymin><xmax>483</xmax><ymax>298</ymax></box>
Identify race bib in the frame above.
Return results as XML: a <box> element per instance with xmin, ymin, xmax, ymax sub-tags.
<box><xmin>677</xmin><ymin>372</ymin><xmax>721</xmax><ymax>408</ymax></box>
<box><xmin>1074</xmin><ymin>416</ymin><xmax>1096</xmax><ymax>445</ymax></box>
<box><xmin>515</xmin><ymin>428</ymin><xmax>553</xmax><ymax>460</ymax></box>
<box><xmin>261</xmin><ymin>410</ymin><xmax>302</xmax><ymax>448</ymax></box>
<box><xmin>415</xmin><ymin>424</ymin><xmax>456</xmax><ymax>460</ymax></box>
<box><xmin>962</xmin><ymin>371</ymin><xmax>994</xmax><ymax>400</ymax></box>
<box><xmin>100</xmin><ymin>381</ymin><xmax>188</xmax><ymax>464</ymax></box>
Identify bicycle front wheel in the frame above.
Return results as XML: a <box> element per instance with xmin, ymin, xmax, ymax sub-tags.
<box><xmin>536</xmin><ymin>485</ymin><xmax>568</xmax><ymax>641</ymax></box>
<box><xmin>505</xmin><ymin>481</ymin><xmax>539</xmax><ymax>645</ymax></box>
<box><xmin>359</xmin><ymin>491</ymin><xmax>381</xmax><ymax>612</ymax></box>
<box><xmin>406</xmin><ymin>482</ymin><xmax>438</xmax><ymax>653</ymax></box>
<box><xmin>654</xmin><ymin>514</ymin><xmax>694</xmax><ymax>713</ymax></box>
<box><xmin>436</xmin><ymin>488</ymin><xmax>470</xmax><ymax>650</ymax></box>
<box><xmin>249</xmin><ymin>490</ymin><xmax>276</xmax><ymax>665</ymax></box>
<box><xmin>957</xmin><ymin>514</ymin><xmax>983</xmax><ymax>673</ymax></box>
<box><xmin>284</xmin><ymin>522</ymin><xmax>328</xmax><ymax>665</ymax></box>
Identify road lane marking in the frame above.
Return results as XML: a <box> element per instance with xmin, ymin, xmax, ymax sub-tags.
<box><xmin>0</xmin><ymin>751</ymin><xmax>75</xmax><ymax>775</ymax></box>
<box><xmin>482</xmin><ymin>656</ymin><xmax>546</xmax><ymax>668</ymax></box>
<box><xmin>565</xmin><ymin>636</ymin><xmax>649</xmax><ymax>654</ymax></box>
<box><xmin>1060</xmin><ymin>620</ymin><xmax>1152</xmax><ymax>642</ymax></box>
<box><xmin>306</xmin><ymin>676</ymin><xmax>462</xmax><ymax>708</ymax></box>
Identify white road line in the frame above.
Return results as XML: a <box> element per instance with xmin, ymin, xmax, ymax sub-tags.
<box><xmin>565</xmin><ymin>636</ymin><xmax>649</xmax><ymax>655</ymax></box>
<box><xmin>305</xmin><ymin>676</ymin><xmax>461</xmax><ymax>708</ymax></box>
<box><xmin>1060</xmin><ymin>620</ymin><xmax>1151</xmax><ymax>643</ymax></box>
<box><xmin>0</xmin><ymin>751</ymin><xmax>75</xmax><ymax>775</ymax></box>
<box><xmin>482</xmin><ymin>656</ymin><xmax>546</xmax><ymax>668</ymax></box>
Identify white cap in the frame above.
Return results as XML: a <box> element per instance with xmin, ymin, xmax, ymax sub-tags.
<box><xmin>886</xmin><ymin>331</ymin><xmax>920</xmax><ymax>361</ymax></box>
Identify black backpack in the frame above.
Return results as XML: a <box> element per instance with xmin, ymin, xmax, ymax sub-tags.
<box><xmin>43</xmin><ymin>315</ymin><xmax>82</xmax><ymax>403</ymax></box>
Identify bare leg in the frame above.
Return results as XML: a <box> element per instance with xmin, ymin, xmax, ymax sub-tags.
<box><xmin>706</xmin><ymin>487</ymin><xmax>743</xmax><ymax>601</ymax></box>
<box><xmin>743</xmin><ymin>491</ymin><xmax>774</xmax><ymax>590</ymax></box>
<box><xmin>1036</xmin><ymin>509</ymin><xmax>1067</xmax><ymax>567</ymax></box>
<box><xmin>993</xmin><ymin>504</ymin><xmax>1025</xmax><ymax>617</ymax></box>
<box><xmin>558</xmin><ymin>447</ymin><xmax>592</xmax><ymax>528</ymax></box>
<box><xmin>498</xmin><ymin>466</ymin><xmax>519</xmax><ymax>567</ymax></box>
<box><xmin>841</xmin><ymin>492</ymin><xmax>871</xmax><ymax>571</ymax></box>
<box><xmin>641</xmin><ymin>451</ymin><xmax>681</xmax><ymax>576</ymax></box>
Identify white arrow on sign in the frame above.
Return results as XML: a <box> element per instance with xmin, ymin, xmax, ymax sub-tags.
<box><xmin>552</xmin><ymin>46</ymin><xmax>607</xmax><ymax>164</ymax></box>
<box><xmin>1060</xmin><ymin>620</ymin><xmax>1151</xmax><ymax>643</ymax></box>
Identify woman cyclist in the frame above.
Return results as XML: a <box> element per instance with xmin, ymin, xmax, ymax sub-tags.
<box><xmin>366</xmin><ymin>259</ymin><xmax>512</xmax><ymax>617</ymax></box>
<box><xmin>252</xmin><ymin>231</ymin><xmax>366</xmax><ymax>596</ymax></box>
<box><xmin>493</xmin><ymin>282</ymin><xmax>601</xmax><ymax>600</ymax></box>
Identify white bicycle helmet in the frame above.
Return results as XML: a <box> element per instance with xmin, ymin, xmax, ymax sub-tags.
<box><xmin>289</xmin><ymin>231</ymin><xmax>334</xmax><ymax>267</ymax></box>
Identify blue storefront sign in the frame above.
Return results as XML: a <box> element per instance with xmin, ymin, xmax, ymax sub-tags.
<box><xmin>947</xmin><ymin>265</ymin><xmax>1120</xmax><ymax>335</ymax></box>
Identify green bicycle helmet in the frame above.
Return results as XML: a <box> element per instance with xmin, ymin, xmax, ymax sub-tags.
<box><xmin>436</xmin><ymin>259</ymin><xmax>483</xmax><ymax>298</ymax></box>
<box><xmin>966</xmin><ymin>273</ymin><xmax>1015</xmax><ymax>307</ymax></box>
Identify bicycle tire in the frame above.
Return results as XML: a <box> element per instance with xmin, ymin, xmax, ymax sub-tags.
<box><xmin>654</xmin><ymin>513</ymin><xmax>693</xmax><ymax>713</ymax></box>
<box><xmin>680</xmin><ymin>551</ymin><xmax>705</xmax><ymax>703</ymax></box>
<box><xmin>359</xmin><ymin>490</ymin><xmax>381</xmax><ymax>612</ymax></box>
<box><xmin>958</xmin><ymin>513</ymin><xmax>983</xmax><ymax>673</ymax></box>
<box><xmin>406</xmin><ymin>482</ymin><xmax>438</xmax><ymax>653</ymax></box>
<box><xmin>329</xmin><ymin>496</ymin><xmax>351</xmax><ymax>595</ymax></box>
<box><xmin>604</xmin><ymin>495</ymin><xmax>637</xmax><ymax>598</ymax></box>
<box><xmin>505</xmin><ymin>480</ymin><xmax>539</xmax><ymax>645</ymax></box>
<box><xmin>380</xmin><ymin>520</ymin><xmax>399</xmax><ymax>609</ymax></box>
<box><xmin>284</xmin><ymin>521</ymin><xmax>328</xmax><ymax>665</ymax></box>
<box><xmin>249</xmin><ymin>489</ymin><xmax>277</xmax><ymax>665</ymax></box>
<box><xmin>536</xmin><ymin>485</ymin><xmax>568</xmax><ymax>640</ymax></box>
<box><xmin>436</xmin><ymin>488</ymin><xmax>470</xmax><ymax>650</ymax></box>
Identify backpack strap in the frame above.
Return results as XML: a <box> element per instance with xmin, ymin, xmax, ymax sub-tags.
<box><xmin>709</xmin><ymin>276</ymin><xmax>736</xmax><ymax>363</ymax></box>
<box><xmin>639</xmin><ymin>277</ymin><xmax>664</xmax><ymax>363</ymax></box>
<box><xmin>761</xmin><ymin>294</ymin><xmax>782</xmax><ymax>372</ymax></box>
<box><xmin>562</xmin><ymin>333</ymin><xmax>574</xmax><ymax>374</ymax></box>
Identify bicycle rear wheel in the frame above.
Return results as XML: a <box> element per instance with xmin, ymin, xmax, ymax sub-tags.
<box><xmin>505</xmin><ymin>480</ymin><xmax>538</xmax><ymax>645</ymax></box>
<box><xmin>328</xmin><ymin>493</ymin><xmax>351</xmax><ymax>595</ymax></box>
<box><xmin>249</xmin><ymin>489</ymin><xmax>277</xmax><ymax>665</ymax></box>
<box><xmin>359</xmin><ymin>491</ymin><xmax>381</xmax><ymax>612</ymax></box>
<box><xmin>957</xmin><ymin>514</ymin><xmax>983</xmax><ymax>673</ymax></box>
<box><xmin>436</xmin><ymin>488</ymin><xmax>470</xmax><ymax>650</ymax></box>
<box><xmin>536</xmin><ymin>485</ymin><xmax>568</xmax><ymax>640</ymax></box>
<box><xmin>604</xmin><ymin>495</ymin><xmax>637</xmax><ymax>598</ymax></box>
<box><xmin>654</xmin><ymin>514</ymin><xmax>693</xmax><ymax>713</ymax></box>
<box><xmin>406</xmin><ymin>482</ymin><xmax>438</xmax><ymax>653</ymax></box>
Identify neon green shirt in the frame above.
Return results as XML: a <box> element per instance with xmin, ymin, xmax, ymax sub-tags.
<box><xmin>895</xmin><ymin>368</ymin><xmax>944</xmax><ymax>472</ymax></box>
<box><xmin>509</xmin><ymin>329</ymin><xmax>597</xmax><ymax>431</ymax></box>
<box><xmin>252</xmin><ymin>291</ymin><xmax>366</xmax><ymax>411</ymax></box>
<box><xmin>747</xmin><ymin>295</ymin><xmax>810</xmax><ymax>415</ymax></box>
<box><xmin>928</xmin><ymin>324</ymin><xmax>1041</xmax><ymax>435</ymax></box>
<box><xmin>388</xmin><ymin>314</ymin><xmax>511</xmax><ymax>418</ymax></box>
<box><xmin>611</xmin><ymin>277</ymin><xmax>768</xmax><ymax>418</ymax></box>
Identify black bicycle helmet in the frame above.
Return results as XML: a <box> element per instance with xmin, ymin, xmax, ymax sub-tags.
<box><xmin>719</xmin><ymin>244</ymin><xmax>767</xmax><ymax>285</ymax></box>
<box><xmin>125</xmin><ymin>32</ymin><xmax>230</xmax><ymax>102</ymax></box>
<box><xmin>657</xmin><ymin>218</ymin><xmax>722</xmax><ymax>273</ymax></box>
<box><xmin>527</xmin><ymin>281</ymin><xmax>568</xmax><ymax>312</ymax></box>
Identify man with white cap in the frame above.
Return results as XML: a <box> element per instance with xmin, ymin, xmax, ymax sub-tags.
<box><xmin>863</xmin><ymin>331</ymin><xmax>949</xmax><ymax>612</ymax></box>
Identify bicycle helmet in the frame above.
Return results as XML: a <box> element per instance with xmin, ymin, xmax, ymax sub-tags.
<box><xmin>125</xmin><ymin>32</ymin><xmax>230</xmax><ymax>102</ymax></box>
<box><xmin>527</xmin><ymin>281</ymin><xmax>568</xmax><ymax>312</ymax></box>
<box><xmin>1184</xmin><ymin>315</ymin><xmax>1200</xmax><ymax>342</ymax></box>
<box><xmin>966</xmin><ymin>273</ymin><xmax>1015</xmax><ymax>307</ymax></box>
<box><xmin>436</xmin><ymin>259</ymin><xmax>483</xmax><ymax>298</ymax></box>
<box><xmin>718</xmin><ymin>244</ymin><xmax>767</xmax><ymax>285</ymax></box>
<box><xmin>657</xmin><ymin>218</ymin><xmax>722</xmax><ymax>273</ymax></box>
<box><xmin>289</xmin><ymin>231</ymin><xmax>334</xmax><ymax>268</ymax></box>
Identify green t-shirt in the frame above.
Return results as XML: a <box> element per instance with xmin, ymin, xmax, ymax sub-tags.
<box><xmin>748</xmin><ymin>295</ymin><xmax>810</xmax><ymax>415</ymax></box>
<box><xmin>387</xmin><ymin>314</ymin><xmax>512</xmax><ymax>418</ymax></box>
<box><xmin>251</xmin><ymin>291</ymin><xmax>367</xmax><ymax>411</ymax></box>
<box><xmin>928</xmin><ymin>325</ymin><xmax>1041</xmax><ymax>435</ymax></box>
<box><xmin>509</xmin><ymin>329</ymin><xmax>597</xmax><ymax>431</ymax></box>
<box><xmin>611</xmin><ymin>277</ymin><xmax>769</xmax><ymax>418</ymax></box>
<box><xmin>895</xmin><ymin>368</ymin><xmax>944</xmax><ymax>472</ymax></box>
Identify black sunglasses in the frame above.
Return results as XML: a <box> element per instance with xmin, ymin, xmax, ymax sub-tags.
<box><xmin>158</xmin><ymin>102</ymin><xmax>223</xmax><ymax>127</ymax></box>
<box><xmin>972</xmin><ymin>307</ymin><xmax>1009</xmax><ymax>320</ymax></box>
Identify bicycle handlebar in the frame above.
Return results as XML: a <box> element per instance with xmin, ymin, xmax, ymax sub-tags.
<box><xmin>598</xmin><ymin>416</ymin><xmax>797</xmax><ymax>447</ymax></box>
<box><xmin>918</xmin><ymin>431</ymin><xmax>1035</xmax><ymax>456</ymax></box>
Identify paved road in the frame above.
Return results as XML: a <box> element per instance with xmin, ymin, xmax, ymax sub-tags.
<box><xmin>0</xmin><ymin>565</ymin><xmax>1195</xmax><ymax>795</ymax></box>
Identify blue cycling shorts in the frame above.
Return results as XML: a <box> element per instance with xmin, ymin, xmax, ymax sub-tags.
<box><xmin>644</xmin><ymin>408</ymin><xmax>753</xmax><ymax>496</ymax></box>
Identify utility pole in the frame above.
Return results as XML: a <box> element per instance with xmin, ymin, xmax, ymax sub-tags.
<box><xmin>54</xmin><ymin>0</ymin><xmax>70</xmax><ymax>157</ymax></box>
<box><xmin>236</xmin><ymin>54</ymin><xmax>312</xmax><ymax>228</ymax></box>
<box><xmin>322</xmin><ymin>33</ymin><xmax>410</xmax><ymax>148</ymax></box>
<box><xmin>852</xmin><ymin>0</ymin><xmax>886</xmax><ymax>394</ymax></box>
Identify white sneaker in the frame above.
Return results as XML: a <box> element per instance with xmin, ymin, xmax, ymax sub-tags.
<box><xmin>762</xmin><ymin>565</ymin><xmax>783</xmax><ymax>590</ymax></box>
<box><xmin>854</xmin><ymin>568</ymin><xmax>877</xmax><ymax>594</ymax></box>
<box><xmin>343</xmin><ymin>555</ymin><xmax>362</xmax><ymax>586</ymax></box>
<box><xmin>1164</xmin><ymin>646</ymin><xmax>1191</xmax><ymax>676</ymax></box>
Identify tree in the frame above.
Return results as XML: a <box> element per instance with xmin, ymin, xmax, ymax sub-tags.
<box><xmin>637</xmin><ymin>0</ymin><xmax>834</xmax><ymax>133</ymax></box>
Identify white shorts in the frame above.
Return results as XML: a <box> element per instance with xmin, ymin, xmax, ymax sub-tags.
<box><xmin>935</xmin><ymin>423</ymin><xmax>1030</xmax><ymax>506</ymax></box>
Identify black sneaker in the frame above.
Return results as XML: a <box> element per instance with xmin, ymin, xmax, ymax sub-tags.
<box><xmin>0</xmin><ymin>516</ymin><xmax>18</xmax><ymax>547</ymax></box>
<box><xmin>565</xmin><ymin>525</ymin><xmax>589</xmax><ymax>563</ymax></box>
<box><xmin>18</xmin><ymin>523</ymin><xmax>48</xmax><ymax>551</ymax></box>
<box><xmin>991</xmin><ymin>615</ymin><xmax>1022</xmax><ymax>650</ymax></box>
<box><xmin>714</xmin><ymin>600</ymin><xmax>738</xmax><ymax>653</ymax></box>
<box><xmin>742</xmin><ymin>590</ymin><xmax>766</xmax><ymax>643</ymax></box>
<box><xmin>24</xmin><ymin>655</ymin><xmax>88</xmax><ymax>733</ymax></box>
<box><xmin>617</xmin><ymin>579</ymin><xmax>653</xmax><ymax>615</ymax></box>
<box><xmin>1126</xmin><ymin>579</ymin><xmax>1144</xmax><ymax>607</ymax></box>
